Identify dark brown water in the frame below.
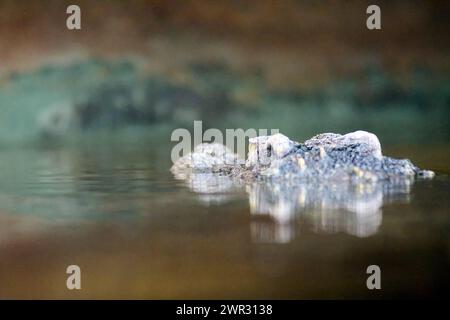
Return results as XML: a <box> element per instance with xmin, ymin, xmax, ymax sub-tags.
<box><xmin>0</xmin><ymin>143</ymin><xmax>449</xmax><ymax>299</ymax></box>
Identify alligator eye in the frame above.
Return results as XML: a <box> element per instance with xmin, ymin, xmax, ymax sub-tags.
<box><xmin>267</xmin><ymin>144</ymin><xmax>272</xmax><ymax>157</ymax></box>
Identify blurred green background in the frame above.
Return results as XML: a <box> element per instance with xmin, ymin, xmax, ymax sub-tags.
<box><xmin>0</xmin><ymin>0</ymin><xmax>449</xmax><ymax>145</ymax></box>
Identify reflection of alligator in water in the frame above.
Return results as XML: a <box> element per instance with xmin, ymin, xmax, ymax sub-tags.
<box><xmin>172</xmin><ymin>131</ymin><xmax>433</xmax><ymax>243</ymax></box>
<box><xmin>247</xmin><ymin>179</ymin><xmax>411</xmax><ymax>242</ymax></box>
<box><xmin>173</xmin><ymin>170</ymin><xmax>412</xmax><ymax>242</ymax></box>
<box><xmin>172</xmin><ymin>171</ymin><xmax>244</xmax><ymax>205</ymax></box>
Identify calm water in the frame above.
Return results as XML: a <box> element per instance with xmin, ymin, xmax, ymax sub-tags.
<box><xmin>0</xmin><ymin>142</ymin><xmax>449</xmax><ymax>299</ymax></box>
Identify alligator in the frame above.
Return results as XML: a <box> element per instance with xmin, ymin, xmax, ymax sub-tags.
<box><xmin>171</xmin><ymin>130</ymin><xmax>435</xmax><ymax>182</ymax></box>
<box><xmin>171</xmin><ymin>130</ymin><xmax>433</xmax><ymax>240</ymax></box>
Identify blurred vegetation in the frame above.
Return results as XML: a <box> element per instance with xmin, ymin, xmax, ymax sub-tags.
<box><xmin>0</xmin><ymin>1</ymin><xmax>448</xmax><ymax>146</ymax></box>
<box><xmin>0</xmin><ymin>58</ymin><xmax>448</xmax><ymax>146</ymax></box>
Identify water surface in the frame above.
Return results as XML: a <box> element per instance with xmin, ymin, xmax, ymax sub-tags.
<box><xmin>0</xmin><ymin>142</ymin><xmax>449</xmax><ymax>299</ymax></box>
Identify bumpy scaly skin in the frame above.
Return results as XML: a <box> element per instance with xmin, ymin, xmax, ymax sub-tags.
<box><xmin>171</xmin><ymin>131</ymin><xmax>435</xmax><ymax>182</ymax></box>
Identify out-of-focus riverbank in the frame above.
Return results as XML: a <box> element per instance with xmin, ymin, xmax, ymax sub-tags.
<box><xmin>1</xmin><ymin>58</ymin><xmax>449</xmax><ymax>146</ymax></box>
<box><xmin>1</xmin><ymin>1</ymin><xmax>449</xmax><ymax>147</ymax></box>
<box><xmin>1</xmin><ymin>0</ymin><xmax>449</xmax><ymax>87</ymax></box>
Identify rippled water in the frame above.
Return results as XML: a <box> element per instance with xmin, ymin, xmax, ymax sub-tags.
<box><xmin>0</xmin><ymin>142</ymin><xmax>449</xmax><ymax>298</ymax></box>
